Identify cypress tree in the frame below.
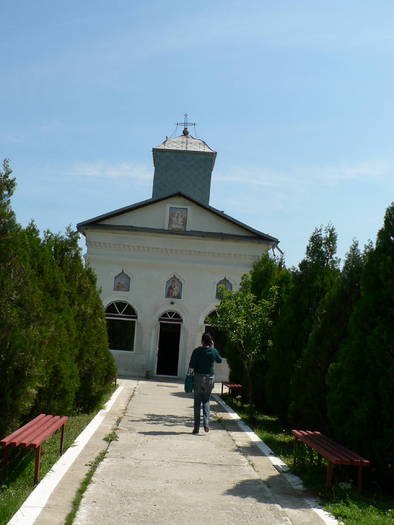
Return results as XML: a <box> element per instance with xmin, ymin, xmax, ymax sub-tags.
<box><xmin>327</xmin><ymin>203</ymin><xmax>394</xmax><ymax>485</ymax></box>
<box><xmin>0</xmin><ymin>162</ymin><xmax>44</xmax><ymax>435</ymax></box>
<box><xmin>289</xmin><ymin>240</ymin><xmax>367</xmax><ymax>429</ymax></box>
<box><xmin>48</xmin><ymin>229</ymin><xmax>116</xmax><ymax>412</ymax></box>
<box><xmin>264</xmin><ymin>225</ymin><xmax>340</xmax><ymax>421</ymax></box>
<box><xmin>26</xmin><ymin>224</ymin><xmax>79</xmax><ymax>415</ymax></box>
<box><xmin>249</xmin><ymin>253</ymin><xmax>292</xmax><ymax>410</ymax></box>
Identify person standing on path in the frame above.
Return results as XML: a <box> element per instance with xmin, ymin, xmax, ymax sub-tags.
<box><xmin>189</xmin><ymin>333</ymin><xmax>222</xmax><ymax>434</ymax></box>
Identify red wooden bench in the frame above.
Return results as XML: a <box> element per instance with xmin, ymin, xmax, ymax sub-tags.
<box><xmin>292</xmin><ymin>430</ymin><xmax>370</xmax><ymax>492</ymax></box>
<box><xmin>1</xmin><ymin>414</ymin><xmax>69</xmax><ymax>484</ymax></box>
<box><xmin>221</xmin><ymin>382</ymin><xmax>243</xmax><ymax>398</ymax></box>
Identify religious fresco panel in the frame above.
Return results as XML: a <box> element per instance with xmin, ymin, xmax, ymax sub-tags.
<box><xmin>165</xmin><ymin>275</ymin><xmax>182</xmax><ymax>299</ymax></box>
<box><xmin>113</xmin><ymin>270</ymin><xmax>130</xmax><ymax>292</ymax></box>
<box><xmin>168</xmin><ymin>207</ymin><xmax>188</xmax><ymax>231</ymax></box>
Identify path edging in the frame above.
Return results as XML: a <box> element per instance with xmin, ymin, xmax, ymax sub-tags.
<box><xmin>213</xmin><ymin>394</ymin><xmax>339</xmax><ymax>525</ymax></box>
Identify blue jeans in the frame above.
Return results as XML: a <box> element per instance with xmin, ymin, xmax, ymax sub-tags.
<box><xmin>193</xmin><ymin>374</ymin><xmax>214</xmax><ymax>430</ymax></box>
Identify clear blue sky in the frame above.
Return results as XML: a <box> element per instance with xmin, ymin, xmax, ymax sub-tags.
<box><xmin>1</xmin><ymin>1</ymin><xmax>393</xmax><ymax>267</ymax></box>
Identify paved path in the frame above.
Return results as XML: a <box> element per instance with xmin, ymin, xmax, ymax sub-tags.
<box><xmin>36</xmin><ymin>379</ymin><xmax>332</xmax><ymax>525</ymax></box>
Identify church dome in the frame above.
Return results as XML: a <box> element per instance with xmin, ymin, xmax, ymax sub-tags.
<box><xmin>155</xmin><ymin>133</ymin><xmax>214</xmax><ymax>153</ymax></box>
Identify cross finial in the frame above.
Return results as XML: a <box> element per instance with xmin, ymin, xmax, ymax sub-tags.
<box><xmin>176</xmin><ymin>113</ymin><xmax>196</xmax><ymax>136</ymax></box>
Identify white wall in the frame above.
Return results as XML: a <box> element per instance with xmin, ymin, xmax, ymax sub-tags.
<box><xmin>101</xmin><ymin>195</ymin><xmax>255</xmax><ymax>236</ymax></box>
<box><xmin>84</xmin><ymin>225</ymin><xmax>271</xmax><ymax>380</ymax></box>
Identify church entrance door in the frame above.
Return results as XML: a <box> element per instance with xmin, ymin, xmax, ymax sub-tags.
<box><xmin>156</xmin><ymin>312</ymin><xmax>182</xmax><ymax>376</ymax></box>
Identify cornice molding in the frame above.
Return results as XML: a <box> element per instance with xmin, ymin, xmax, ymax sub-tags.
<box><xmin>87</xmin><ymin>240</ymin><xmax>260</xmax><ymax>262</ymax></box>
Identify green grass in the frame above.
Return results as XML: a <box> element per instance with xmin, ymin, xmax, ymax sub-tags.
<box><xmin>0</xmin><ymin>411</ymin><xmax>96</xmax><ymax>525</ymax></box>
<box><xmin>221</xmin><ymin>396</ymin><xmax>394</xmax><ymax>525</ymax></box>
<box><xmin>0</xmin><ymin>387</ymin><xmax>116</xmax><ymax>525</ymax></box>
<box><xmin>64</xmin><ymin>416</ymin><xmax>122</xmax><ymax>525</ymax></box>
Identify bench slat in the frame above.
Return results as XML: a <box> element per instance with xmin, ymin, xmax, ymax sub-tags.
<box><xmin>292</xmin><ymin>430</ymin><xmax>370</xmax><ymax>466</ymax></box>
<box><xmin>7</xmin><ymin>415</ymin><xmax>58</xmax><ymax>447</ymax></box>
<box><xmin>1</xmin><ymin>414</ymin><xmax>69</xmax><ymax>485</ymax></box>
<box><xmin>19</xmin><ymin>416</ymin><xmax>64</xmax><ymax>448</ymax></box>
<box><xmin>0</xmin><ymin>414</ymin><xmax>47</xmax><ymax>446</ymax></box>
<box><xmin>307</xmin><ymin>437</ymin><xmax>368</xmax><ymax>465</ymax></box>
<box><xmin>28</xmin><ymin>417</ymin><xmax>69</xmax><ymax>448</ymax></box>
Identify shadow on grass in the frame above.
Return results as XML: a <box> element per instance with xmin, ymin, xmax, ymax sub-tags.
<box><xmin>220</xmin><ymin>395</ymin><xmax>394</xmax><ymax>524</ymax></box>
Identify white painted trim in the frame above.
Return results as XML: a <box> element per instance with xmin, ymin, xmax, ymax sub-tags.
<box><xmin>8</xmin><ymin>386</ymin><xmax>125</xmax><ymax>525</ymax></box>
<box><xmin>213</xmin><ymin>395</ymin><xmax>340</xmax><ymax>525</ymax></box>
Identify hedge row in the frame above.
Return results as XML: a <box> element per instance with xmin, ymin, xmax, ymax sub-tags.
<box><xmin>225</xmin><ymin>203</ymin><xmax>394</xmax><ymax>487</ymax></box>
<box><xmin>0</xmin><ymin>160</ymin><xmax>116</xmax><ymax>438</ymax></box>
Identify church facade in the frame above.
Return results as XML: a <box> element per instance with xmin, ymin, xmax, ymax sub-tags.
<box><xmin>77</xmin><ymin>125</ymin><xmax>279</xmax><ymax>379</ymax></box>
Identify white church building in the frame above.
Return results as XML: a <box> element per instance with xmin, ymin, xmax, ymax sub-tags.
<box><xmin>77</xmin><ymin>122</ymin><xmax>279</xmax><ymax>380</ymax></box>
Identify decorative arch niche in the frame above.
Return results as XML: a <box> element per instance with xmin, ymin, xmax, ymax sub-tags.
<box><xmin>216</xmin><ymin>277</ymin><xmax>232</xmax><ymax>299</ymax></box>
<box><xmin>165</xmin><ymin>275</ymin><xmax>182</xmax><ymax>299</ymax></box>
<box><xmin>113</xmin><ymin>270</ymin><xmax>130</xmax><ymax>292</ymax></box>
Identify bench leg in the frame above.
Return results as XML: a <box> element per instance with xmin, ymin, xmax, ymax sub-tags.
<box><xmin>326</xmin><ymin>462</ymin><xmax>334</xmax><ymax>491</ymax></box>
<box><xmin>3</xmin><ymin>445</ymin><xmax>9</xmax><ymax>467</ymax></box>
<box><xmin>34</xmin><ymin>446</ymin><xmax>41</xmax><ymax>484</ymax></box>
<box><xmin>60</xmin><ymin>425</ymin><xmax>65</xmax><ymax>455</ymax></box>
<box><xmin>357</xmin><ymin>466</ymin><xmax>363</xmax><ymax>492</ymax></box>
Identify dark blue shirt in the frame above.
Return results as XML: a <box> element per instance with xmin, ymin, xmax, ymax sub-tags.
<box><xmin>189</xmin><ymin>346</ymin><xmax>222</xmax><ymax>375</ymax></box>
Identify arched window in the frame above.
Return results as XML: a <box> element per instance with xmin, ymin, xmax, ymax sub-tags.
<box><xmin>105</xmin><ymin>301</ymin><xmax>137</xmax><ymax>351</ymax></box>
<box><xmin>204</xmin><ymin>310</ymin><xmax>227</xmax><ymax>357</ymax></box>
<box><xmin>159</xmin><ymin>311</ymin><xmax>183</xmax><ymax>324</ymax></box>
<box><xmin>216</xmin><ymin>278</ymin><xmax>232</xmax><ymax>299</ymax></box>
<box><xmin>113</xmin><ymin>270</ymin><xmax>130</xmax><ymax>292</ymax></box>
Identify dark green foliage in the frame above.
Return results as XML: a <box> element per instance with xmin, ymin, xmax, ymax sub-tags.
<box><xmin>289</xmin><ymin>240</ymin><xmax>368</xmax><ymax>429</ymax></box>
<box><xmin>47</xmin><ymin>229</ymin><xmax>116</xmax><ymax>412</ymax></box>
<box><xmin>249</xmin><ymin>254</ymin><xmax>292</xmax><ymax>410</ymax></box>
<box><xmin>0</xmin><ymin>161</ymin><xmax>44</xmax><ymax>436</ymax></box>
<box><xmin>24</xmin><ymin>224</ymin><xmax>79</xmax><ymax>416</ymax></box>
<box><xmin>210</xmin><ymin>274</ymin><xmax>277</xmax><ymax>405</ymax></box>
<box><xmin>327</xmin><ymin>203</ymin><xmax>394</xmax><ymax>485</ymax></box>
<box><xmin>0</xmin><ymin>160</ymin><xmax>115</xmax><ymax>438</ymax></box>
<box><xmin>264</xmin><ymin>225</ymin><xmax>340</xmax><ymax>421</ymax></box>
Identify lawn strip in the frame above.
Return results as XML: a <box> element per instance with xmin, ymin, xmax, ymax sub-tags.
<box><xmin>221</xmin><ymin>396</ymin><xmax>394</xmax><ymax>525</ymax></box>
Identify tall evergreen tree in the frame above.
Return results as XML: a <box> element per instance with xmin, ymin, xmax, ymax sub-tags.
<box><xmin>264</xmin><ymin>225</ymin><xmax>340</xmax><ymax>421</ymax></box>
<box><xmin>48</xmin><ymin>229</ymin><xmax>116</xmax><ymax>411</ymax></box>
<box><xmin>327</xmin><ymin>203</ymin><xmax>394</xmax><ymax>485</ymax></box>
<box><xmin>248</xmin><ymin>253</ymin><xmax>292</xmax><ymax>409</ymax></box>
<box><xmin>0</xmin><ymin>162</ymin><xmax>44</xmax><ymax>435</ymax></box>
<box><xmin>25</xmin><ymin>224</ymin><xmax>79</xmax><ymax>415</ymax></box>
<box><xmin>289</xmin><ymin>240</ymin><xmax>368</xmax><ymax>429</ymax></box>
<box><xmin>0</xmin><ymin>161</ymin><xmax>115</xmax><ymax>436</ymax></box>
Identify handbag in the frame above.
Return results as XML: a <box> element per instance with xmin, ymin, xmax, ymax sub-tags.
<box><xmin>184</xmin><ymin>369</ymin><xmax>194</xmax><ymax>393</ymax></box>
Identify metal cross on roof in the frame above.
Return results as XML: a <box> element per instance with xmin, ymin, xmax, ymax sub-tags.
<box><xmin>176</xmin><ymin>113</ymin><xmax>196</xmax><ymax>136</ymax></box>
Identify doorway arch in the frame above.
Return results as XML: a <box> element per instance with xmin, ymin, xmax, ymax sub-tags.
<box><xmin>156</xmin><ymin>311</ymin><xmax>183</xmax><ymax>376</ymax></box>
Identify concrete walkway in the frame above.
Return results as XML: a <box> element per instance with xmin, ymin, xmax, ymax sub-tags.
<box><xmin>35</xmin><ymin>379</ymin><xmax>334</xmax><ymax>525</ymax></box>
